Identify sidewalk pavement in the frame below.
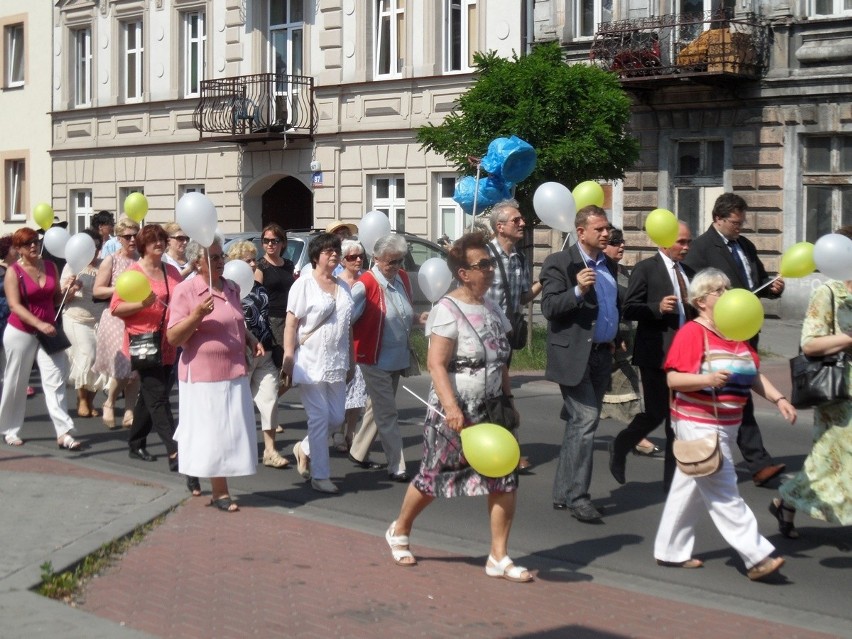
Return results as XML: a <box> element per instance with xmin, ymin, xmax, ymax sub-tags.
<box><xmin>0</xmin><ymin>319</ymin><xmax>839</xmax><ymax>639</ymax></box>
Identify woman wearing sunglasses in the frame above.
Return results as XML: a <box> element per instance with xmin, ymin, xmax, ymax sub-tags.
<box><xmin>384</xmin><ymin>231</ymin><xmax>531</xmax><ymax>582</ymax></box>
<box><xmin>161</xmin><ymin>222</ymin><xmax>194</xmax><ymax>279</ymax></box>
<box><xmin>92</xmin><ymin>216</ymin><xmax>141</xmax><ymax>430</ymax></box>
<box><xmin>254</xmin><ymin>224</ymin><xmax>295</xmax><ymax>351</ymax></box>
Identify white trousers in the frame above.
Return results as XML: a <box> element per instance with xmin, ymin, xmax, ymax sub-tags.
<box><xmin>654</xmin><ymin>421</ymin><xmax>774</xmax><ymax>570</ymax></box>
<box><xmin>349</xmin><ymin>365</ymin><xmax>406</xmax><ymax>474</ymax></box>
<box><xmin>0</xmin><ymin>324</ymin><xmax>74</xmax><ymax>440</ymax></box>
<box><xmin>248</xmin><ymin>350</ymin><xmax>279</xmax><ymax>432</ymax></box>
<box><xmin>299</xmin><ymin>380</ymin><xmax>345</xmax><ymax>480</ymax></box>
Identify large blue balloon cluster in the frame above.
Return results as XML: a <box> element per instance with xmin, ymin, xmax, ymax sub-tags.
<box><xmin>453</xmin><ymin>136</ymin><xmax>537</xmax><ymax>214</ymax></box>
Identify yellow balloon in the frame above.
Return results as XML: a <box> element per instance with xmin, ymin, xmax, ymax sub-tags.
<box><xmin>572</xmin><ymin>181</ymin><xmax>605</xmax><ymax>210</ymax></box>
<box><xmin>779</xmin><ymin>242</ymin><xmax>816</xmax><ymax>278</ymax></box>
<box><xmin>713</xmin><ymin>289</ymin><xmax>764</xmax><ymax>342</ymax></box>
<box><xmin>645</xmin><ymin>208</ymin><xmax>679</xmax><ymax>248</ymax></box>
<box><xmin>460</xmin><ymin>423</ymin><xmax>520</xmax><ymax>478</ymax></box>
<box><xmin>115</xmin><ymin>270</ymin><xmax>151</xmax><ymax>303</ymax></box>
<box><xmin>33</xmin><ymin>202</ymin><xmax>54</xmax><ymax>231</ymax></box>
<box><xmin>124</xmin><ymin>192</ymin><xmax>149</xmax><ymax>223</ymax></box>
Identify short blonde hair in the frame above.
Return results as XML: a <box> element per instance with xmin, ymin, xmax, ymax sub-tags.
<box><xmin>688</xmin><ymin>267</ymin><xmax>730</xmax><ymax>306</ymax></box>
<box><xmin>114</xmin><ymin>216</ymin><xmax>140</xmax><ymax>236</ymax></box>
<box><xmin>162</xmin><ymin>222</ymin><xmax>182</xmax><ymax>236</ymax></box>
<box><xmin>226</xmin><ymin>240</ymin><xmax>257</xmax><ymax>261</ymax></box>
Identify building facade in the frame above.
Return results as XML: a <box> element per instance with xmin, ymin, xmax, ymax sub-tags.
<box><xmin>49</xmin><ymin>0</ymin><xmax>533</xmax><ymax>246</ymax></box>
<box><xmin>535</xmin><ymin>0</ymin><xmax>852</xmax><ymax>317</ymax></box>
<box><xmin>0</xmin><ymin>1</ymin><xmax>53</xmax><ymax>235</ymax></box>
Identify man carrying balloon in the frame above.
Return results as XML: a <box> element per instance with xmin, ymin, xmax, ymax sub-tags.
<box><xmin>541</xmin><ymin>205</ymin><xmax>619</xmax><ymax>522</ymax></box>
<box><xmin>682</xmin><ymin>193</ymin><xmax>787</xmax><ymax>487</ymax></box>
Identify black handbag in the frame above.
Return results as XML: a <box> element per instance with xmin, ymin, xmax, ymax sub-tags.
<box><xmin>789</xmin><ymin>285</ymin><xmax>850</xmax><ymax>409</ymax></box>
<box><xmin>128</xmin><ymin>265</ymin><xmax>169</xmax><ymax>372</ymax></box>
<box><xmin>15</xmin><ymin>265</ymin><xmax>71</xmax><ymax>354</ymax></box>
<box><xmin>482</xmin><ymin>394</ymin><xmax>520</xmax><ymax>430</ymax></box>
<box><xmin>487</xmin><ymin>243</ymin><xmax>528</xmax><ymax>350</ymax></box>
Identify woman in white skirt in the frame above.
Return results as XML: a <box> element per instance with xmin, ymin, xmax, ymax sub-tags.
<box><xmin>167</xmin><ymin>239</ymin><xmax>260</xmax><ymax>512</ymax></box>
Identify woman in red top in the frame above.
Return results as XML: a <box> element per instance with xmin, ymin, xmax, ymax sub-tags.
<box><xmin>111</xmin><ymin>225</ymin><xmax>182</xmax><ymax>469</ymax></box>
<box><xmin>1</xmin><ymin>227</ymin><xmax>79</xmax><ymax>449</ymax></box>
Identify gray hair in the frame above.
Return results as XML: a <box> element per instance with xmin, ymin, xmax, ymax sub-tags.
<box><xmin>186</xmin><ymin>237</ymin><xmax>223</xmax><ymax>266</ymax></box>
<box><xmin>341</xmin><ymin>238</ymin><xmax>364</xmax><ymax>256</ymax></box>
<box><xmin>688</xmin><ymin>267</ymin><xmax>730</xmax><ymax>306</ymax></box>
<box><xmin>490</xmin><ymin>199</ymin><xmax>521</xmax><ymax>232</ymax></box>
<box><xmin>372</xmin><ymin>234</ymin><xmax>408</xmax><ymax>259</ymax></box>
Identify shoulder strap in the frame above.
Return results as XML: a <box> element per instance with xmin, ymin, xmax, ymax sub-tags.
<box><xmin>487</xmin><ymin>242</ymin><xmax>515</xmax><ymax>313</ymax></box>
<box><xmin>157</xmin><ymin>263</ymin><xmax>169</xmax><ymax>331</ymax></box>
<box><xmin>442</xmin><ymin>296</ymin><xmax>489</xmax><ymax>394</ymax></box>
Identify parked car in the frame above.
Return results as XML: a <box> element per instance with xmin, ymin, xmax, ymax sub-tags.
<box><xmin>223</xmin><ymin>229</ymin><xmax>449</xmax><ymax>312</ymax></box>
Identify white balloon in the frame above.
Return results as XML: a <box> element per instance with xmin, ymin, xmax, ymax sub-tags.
<box><xmin>43</xmin><ymin>227</ymin><xmax>70</xmax><ymax>259</ymax></box>
<box><xmin>223</xmin><ymin>259</ymin><xmax>255</xmax><ymax>300</ymax></box>
<box><xmin>64</xmin><ymin>232</ymin><xmax>97</xmax><ymax>274</ymax></box>
<box><xmin>533</xmin><ymin>182</ymin><xmax>576</xmax><ymax>233</ymax></box>
<box><xmin>176</xmin><ymin>192</ymin><xmax>218</xmax><ymax>248</ymax></box>
<box><xmin>814</xmin><ymin>233</ymin><xmax>852</xmax><ymax>281</ymax></box>
<box><xmin>359</xmin><ymin>210</ymin><xmax>392</xmax><ymax>256</ymax></box>
<box><xmin>418</xmin><ymin>257</ymin><xmax>452</xmax><ymax>303</ymax></box>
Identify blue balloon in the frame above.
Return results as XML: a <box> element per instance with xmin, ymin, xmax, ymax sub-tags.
<box><xmin>480</xmin><ymin>136</ymin><xmax>537</xmax><ymax>184</ymax></box>
<box><xmin>453</xmin><ymin>175</ymin><xmax>513</xmax><ymax>214</ymax></box>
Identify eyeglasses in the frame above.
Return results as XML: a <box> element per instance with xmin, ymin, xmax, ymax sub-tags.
<box><xmin>608</xmin><ymin>240</ymin><xmax>625</xmax><ymax>247</ymax></box>
<box><xmin>320</xmin><ymin>248</ymin><xmax>341</xmax><ymax>257</ymax></box>
<box><xmin>501</xmin><ymin>216</ymin><xmax>524</xmax><ymax>226</ymax></box>
<box><xmin>706</xmin><ymin>286</ymin><xmax>730</xmax><ymax>297</ymax></box>
<box><xmin>119</xmin><ymin>234</ymin><xmax>137</xmax><ymax>241</ymax></box>
<box><xmin>208</xmin><ymin>253</ymin><xmax>226</xmax><ymax>261</ymax></box>
<box><xmin>170</xmin><ymin>235</ymin><xmax>189</xmax><ymax>242</ymax></box>
<box><xmin>21</xmin><ymin>239</ymin><xmax>41</xmax><ymax>247</ymax></box>
<box><xmin>384</xmin><ymin>258</ymin><xmax>404</xmax><ymax>267</ymax></box>
<box><xmin>343</xmin><ymin>253</ymin><xmax>364</xmax><ymax>262</ymax></box>
<box><xmin>466</xmin><ymin>257</ymin><xmax>497</xmax><ymax>271</ymax></box>
<box><xmin>262</xmin><ymin>237</ymin><xmax>282</xmax><ymax>245</ymax></box>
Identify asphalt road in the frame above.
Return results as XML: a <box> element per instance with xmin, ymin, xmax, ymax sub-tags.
<box><xmin>15</xmin><ymin>367</ymin><xmax>852</xmax><ymax>636</ymax></box>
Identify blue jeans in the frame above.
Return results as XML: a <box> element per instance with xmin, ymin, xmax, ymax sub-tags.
<box><xmin>552</xmin><ymin>349</ymin><xmax>612</xmax><ymax>506</ymax></box>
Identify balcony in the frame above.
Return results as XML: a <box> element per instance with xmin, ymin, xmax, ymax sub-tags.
<box><xmin>590</xmin><ymin>11</ymin><xmax>769</xmax><ymax>88</ymax></box>
<box><xmin>193</xmin><ymin>73</ymin><xmax>316</xmax><ymax>143</ymax></box>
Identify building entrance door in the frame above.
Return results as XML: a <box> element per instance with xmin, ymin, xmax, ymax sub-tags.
<box><xmin>262</xmin><ymin>177</ymin><xmax>312</xmax><ymax>230</ymax></box>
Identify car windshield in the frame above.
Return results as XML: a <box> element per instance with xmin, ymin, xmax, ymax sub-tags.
<box><xmin>282</xmin><ymin>238</ymin><xmax>305</xmax><ymax>265</ymax></box>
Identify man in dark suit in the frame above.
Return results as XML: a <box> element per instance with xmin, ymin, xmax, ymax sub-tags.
<box><xmin>682</xmin><ymin>192</ymin><xmax>786</xmax><ymax>486</ymax></box>
<box><xmin>609</xmin><ymin>221</ymin><xmax>694</xmax><ymax>488</ymax></box>
<box><xmin>541</xmin><ymin>205</ymin><xmax>620</xmax><ymax>522</ymax></box>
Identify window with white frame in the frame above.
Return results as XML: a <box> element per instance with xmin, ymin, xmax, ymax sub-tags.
<box><xmin>4</xmin><ymin>23</ymin><xmax>24</xmax><ymax>87</ymax></box>
<box><xmin>444</xmin><ymin>0</ymin><xmax>477</xmax><ymax>73</ymax></box>
<box><xmin>4</xmin><ymin>159</ymin><xmax>26</xmax><ymax>221</ymax></box>
<box><xmin>119</xmin><ymin>186</ymin><xmax>144</xmax><ymax>218</ymax></box>
<box><xmin>574</xmin><ymin>0</ymin><xmax>612</xmax><ymax>39</ymax></box>
<box><xmin>182</xmin><ymin>10</ymin><xmax>205</xmax><ymax>97</ymax></box>
<box><xmin>809</xmin><ymin>0</ymin><xmax>852</xmax><ymax>16</ymax></box>
<box><xmin>375</xmin><ymin>0</ymin><xmax>405</xmax><ymax>78</ymax></box>
<box><xmin>179</xmin><ymin>184</ymin><xmax>205</xmax><ymax>196</ymax></box>
<box><xmin>803</xmin><ymin>136</ymin><xmax>852</xmax><ymax>243</ymax></box>
<box><xmin>270</xmin><ymin>0</ymin><xmax>304</xmax><ymax>125</ymax></box>
<box><xmin>122</xmin><ymin>20</ymin><xmax>144</xmax><ymax>101</ymax></box>
<box><xmin>71</xmin><ymin>189</ymin><xmax>93</xmax><ymax>232</ymax></box>
<box><xmin>73</xmin><ymin>27</ymin><xmax>92</xmax><ymax>107</ymax></box>
<box><xmin>437</xmin><ymin>176</ymin><xmax>469</xmax><ymax>241</ymax></box>
<box><xmin>371</xmin><ymin>176</ymin><xmax>406</xmax><ymax>232</ymax></box>
<box><xmin>672</xmin><ymin>139</ymin><xmax>725</xmax><ymax>235</ymax></box>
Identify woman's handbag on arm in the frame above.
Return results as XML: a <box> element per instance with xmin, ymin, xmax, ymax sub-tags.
<box><xmin>129</xmin><ymin>265</ymin><xmax>168</xmax><ymax>371</ymax></box>
<box><xmin>15</xmin><ymin>265</ymin><xmax>71</xmax><ymax>354</ymax></box>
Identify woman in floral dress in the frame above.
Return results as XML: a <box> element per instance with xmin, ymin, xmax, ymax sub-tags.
<box><xmin>773</xmin><ymin>238</ymin><xmax>852</xmax><ymax>536</ymax></box>
<box><xmin>384</xmin><ymin>231</ymin><xmax>531</xmax><ymax>583</ymax></box>
<box><xmin>92</xmin><ymin>216</ymin><xmax>140</xmax><ymax>429</ymax></box>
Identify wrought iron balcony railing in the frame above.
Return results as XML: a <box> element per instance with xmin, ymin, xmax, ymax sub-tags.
<box><xmin>590</xmin><ymin>10</ymin><xmax>768</xmax><ymax>83</ymax></box>
<box><xmin>193</xmin><ymin>73</ymin><xmax>315</xmax><ymax>141</ymax></box>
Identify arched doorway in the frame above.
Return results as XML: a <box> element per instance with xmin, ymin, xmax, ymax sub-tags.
<box><xmin>262</xmin><ymin>177</ymin><xmax>313</xmax><ymax>231</ymax></box>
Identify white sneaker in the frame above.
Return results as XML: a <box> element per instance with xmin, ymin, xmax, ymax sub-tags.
<box><xmin>311</xmin><ymin>478</ymin><xmax>339</xmax><ymax>494</ymax></box>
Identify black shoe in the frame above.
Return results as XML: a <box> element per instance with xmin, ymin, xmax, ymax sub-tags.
<box><xmin>552</xmin><ymin>502</ymin><xmax>569</xmax><ymax>510</ymax></box>
<box><xmin>609</xmin><ymin>440</ymin><xmax>626</xmax><ymax>485</ymax></box>
<box><xmin>186</xmin><ymin>476</ymin><xmax>201</xmax><ymax>495</ymax></box>
<box><xmin>568</xmin><ymin>502</ymin><xmax>602</xmax><ymax>522</ymax></box>
<box><xmin>348</xmin><ymin>453</ymin><xmax>387</xmax><ymax>470</ymax></box>
<box><xmin>168</xmin><ymin>454</ymin><xmax>179</xmax><ymax>472</ymax></box>
<box><xmin>129</xmin><ymin>448</ymin><xmax>156</xmax><ymax>462</ymax></box>
<box><xmin>388</xmin><ymin>472</ymin><xmax>410</xmax><ymax>483</ymax></box>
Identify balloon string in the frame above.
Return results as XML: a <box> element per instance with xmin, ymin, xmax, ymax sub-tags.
<box><xmin>751</xmin><ymin>274</ymin><xmax>779</xmax><ymax>296</ymax></box>
<box><xmin>207</xmin><ymin>253</ymin><xmax>213</xmax><ymax>301</ymax></box>
<box><xmin>54</xmin><ymin>287</ymin><xmax>71</xmax><ymax>324</ymax></box>
<box><xmin>470</xmin><ymin>163</ymin><xmax>482</xmax><ymax>230</ymax></box>
<box><xmin>560</xmin><ymin>232</ymin><xmax>572</xmax><ymax>251</ymax></box>
<box><xmin>401</xmin><ymin>384</ymin><xmax>462</xmax><ymax>454</ymax></box>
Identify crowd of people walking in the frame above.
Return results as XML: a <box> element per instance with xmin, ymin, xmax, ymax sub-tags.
<box><xmin>0</xmin><ymin>192</ymin><xmax>848</xmax><ymax>585</ymax></box>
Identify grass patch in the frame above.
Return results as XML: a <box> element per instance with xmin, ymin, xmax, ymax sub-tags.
<box><xmin>410</xmin><ymin>324</ymin><xmax>547</xmax><ymax>372</ymax></box>
<box><xmin>36</xmin><ymin>509</ymin><xmax>172</xmax><ymax>604</ymax></box>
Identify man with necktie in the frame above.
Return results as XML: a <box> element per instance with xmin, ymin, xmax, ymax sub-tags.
<box><xmin>609</xmin><ymin>222</ymin><xmax>694</xmax><ymax>489</ymax></box>
<box><xmin>541</xmin><ymin>205</ymin><xmax>620</xmax><ymax>521</ymax></box>
<box><xmin>682</xmin><ymin>192</ymin><xmax>786</xmax><ymax>487</ymax></box>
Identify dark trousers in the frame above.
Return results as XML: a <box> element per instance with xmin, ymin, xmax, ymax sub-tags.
<box><xmin>612</xmin><ymin>367</ymin><xmax>677</xmax><ymax>487</ymax></box>
<box><xmin>736</xmin><ymin>395</ymin><xmax>774</xmax><ymax>474</ymax></box>
<box><xmin>128</xmin><ymin>364</ymin><xmax>177</xmax><ymax>456</ymax></box>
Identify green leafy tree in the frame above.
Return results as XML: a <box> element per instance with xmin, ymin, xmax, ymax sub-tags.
<box><xmin>417</xmin><ymin>42</ymin><xmax>639</xmax><ymax>216</ymax></box>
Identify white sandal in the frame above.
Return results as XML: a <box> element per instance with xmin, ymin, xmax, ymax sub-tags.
<box><xmin>4</xmin><ymin>434</ymin><xmax>24</xmax><ymax>446</ymax></box>
<box><xmin>57</xmin><ymin>434</ymin><xmax>82</xmax><ymax>450</ymax></box>
<box><xmin>485</xmin><ymin>554</ymin><xmax>533</xmax><ymax>583</ymax></box>
<box><xmin>385</xmin><ymin>521</ymin><xmax>416</xmax><ymax>567</ymax></box>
